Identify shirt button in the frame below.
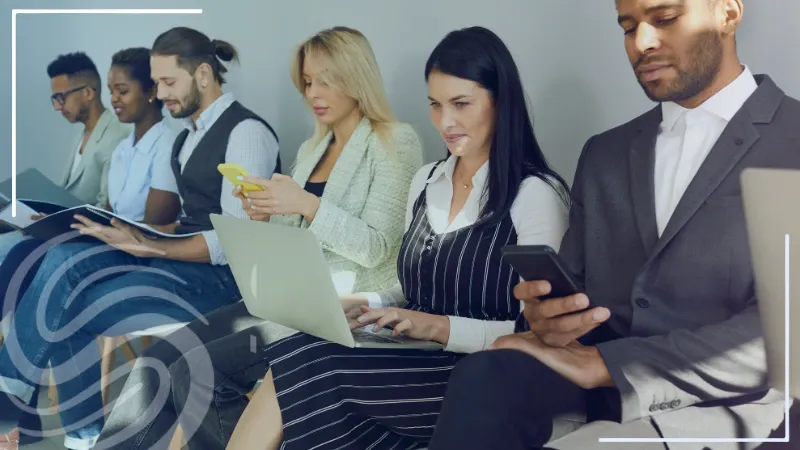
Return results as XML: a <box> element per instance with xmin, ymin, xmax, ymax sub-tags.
<box><xmin>635</xmin><ymin>298</ymin><xmax>650</xmax><ymax>309</ymax></box>
<box><xmin>649</xmin><ymin>404</ymin><xmax>659</xmax><ymax>412</ymax></box>
<box><xmin>659</xmin><ymin>402</ymin><xmax>669</xmax><ymax>410</ymax></box>
<box><xmin>669</xmin><ymin>399</ymin><xmax>681</xmax><ymax>408</ymax></box>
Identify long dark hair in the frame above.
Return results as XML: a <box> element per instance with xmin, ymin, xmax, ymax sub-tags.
<box><xmin>151</xmin><ymin>26</ymin><xmax>238</xmax><ymax>84</ymax></box>
<box><xmin>111</xmin><ymin>47</ymin><xmax>163</xmax><ymax>109</ymax></box>
<box><xmin>425</xmin><ymin>26</ymin><xmax>570</xmax><ymax>226</ymax></box>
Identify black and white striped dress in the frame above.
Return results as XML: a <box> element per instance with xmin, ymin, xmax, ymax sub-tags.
<box><xmin>263</xmin><ymin>164</ymin><xmax>522</xmax><ymax>449</ymax></box>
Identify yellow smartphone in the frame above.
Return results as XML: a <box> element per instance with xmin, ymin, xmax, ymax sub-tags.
<box><xmin>218</xmin><ymin>163</ymin><xmax>263</xmax><ymax>192</ymax></box>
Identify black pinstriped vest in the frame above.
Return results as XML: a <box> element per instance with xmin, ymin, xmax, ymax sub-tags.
<box><xmin>170</xmin><ymin>101</ymin><xmax>280</xmax><ymax>234</ymax></box>
<box><xmin>397</xmin><ymin>162</ymin><xmax>522</xmax><ymax>322</ymax></box>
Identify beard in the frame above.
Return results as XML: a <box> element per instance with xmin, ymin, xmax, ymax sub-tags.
<box><xmin>170</xmin><ymin>79</ymin><xmax>202</xmax><ymax>119</ymax></box>
<box><xmin>72</xmin><ymin>103</ymin><xmax>90</xmax><ymax>124</ymax></box>
<box><xmin>636</xmin><ymin>30</ymin><xmax>724</xmax><ymax>103</ymax></box>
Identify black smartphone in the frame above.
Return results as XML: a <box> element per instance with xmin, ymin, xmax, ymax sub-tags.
<box><xmin>501</xmin><ymin>245</ymin><xmax>581</xmax><ymax>300</ymax></box>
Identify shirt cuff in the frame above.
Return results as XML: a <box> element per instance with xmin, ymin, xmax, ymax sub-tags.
<box><xmin>202</xmin><ymin>230</ymin><xmax>228</xmax><ymax>266</ymax></box>
<box><xmin>367</xmin><ymin>292</ymin><xmax>385</xmax><ymax>309</ymax></box>
<box><xmin>443</xmin><ymin>316</ymin><xmax>487</xmax><ymax>354</ymax></box>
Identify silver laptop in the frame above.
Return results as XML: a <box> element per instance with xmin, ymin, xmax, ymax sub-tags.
<box><xmin>209</xmin><ymin>214</ymin><xmax>443</xmax><ymax>350</ymax></box>
<box><xmin>741</xmin><ymin>167</ymin><xmax>799</xmax><ymax>398</ymax></box>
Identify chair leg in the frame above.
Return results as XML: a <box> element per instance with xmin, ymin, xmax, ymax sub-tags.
<box><xmin>140</xmin><ymin>335</ymin><xmax>153</xmax><ymax>350</ymax></box>
<box><xmin>119</xmin><ymin>338</ymin><xmax>138</xmax><ymax>366</ymax></box>
<box><xmin>99</xmin><ymin>337</ymin><xmax>116</xmax><ymax>407</ymax></box>
<box><xmin>169</xmin><ymin>424</ymin><xmax>185</xmax><ymax>450</ymax></box>
<box><xmin>47</xmin><ymin>368</ymin><xmax>58</xmax><ymax>410</ymax></box>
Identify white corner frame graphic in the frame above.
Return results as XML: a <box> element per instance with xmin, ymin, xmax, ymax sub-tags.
<box><xmin>10</xmin><ymin>8</ymin><xmax>203</xmax><ymax>217</ymax></box>
<box><xmin>600</xmin><ymin>233</ymin><xmax>792</xmax><ymax>445</ymax></box>
<box><xmin>8</xmin><ymin>7</ymin><xmax>794</xmax><ymax>448</ymax></box>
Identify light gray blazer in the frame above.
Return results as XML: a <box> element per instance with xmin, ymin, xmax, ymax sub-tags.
<box><xmin>270</xmin><ymin>117</ymin><xmax>423</xmax><ymax>293</ymax></box>
<box><xmin>61</xmin><ymin>108</ymin><xmax>131</xmax><ymax>207</ymax></box>
<box><xmin>562</xmin><ymin>75</ymin><xmax>800</xmax><ymax>450</ymax></box>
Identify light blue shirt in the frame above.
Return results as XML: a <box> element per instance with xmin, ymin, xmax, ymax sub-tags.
<box><xmin>107</xmin><ymin>120</ymin><xmax>179</xmax><ymax>221</ymax></box>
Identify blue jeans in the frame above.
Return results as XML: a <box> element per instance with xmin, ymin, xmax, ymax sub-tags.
<box><xmin>0</xmin><ymin>230</ymin><xmax>30</xmax><ymax>262</ymax></box>
<box><xmin>0</xmin><ymin>237</ymin><xmax>52</xmax><ymax>438</ymax></box>
<box><xmin>0</xmin><ymin>242</ymin><xmax>240</xmax><ymax>449</ymax></box>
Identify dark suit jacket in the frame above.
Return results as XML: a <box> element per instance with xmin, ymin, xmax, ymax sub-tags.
<box><xmin>561</xmin><ymin>75</ymin><xmax>800</xmax><ymax>449</ymax></box>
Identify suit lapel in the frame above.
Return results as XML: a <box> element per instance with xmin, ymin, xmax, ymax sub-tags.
<box><xmin>66</xmin><ymin>110</ymin><xmax>112</xmax><ymax>188</ymax></box>
<box><xmin>629</xmin><ymin>107</ymin><xmax>662</xmax><ymax>254</ymax></box>
<box><xmin>321</xmin><ymin>117</ymin><xmax>371</xmax><ymax>207</ymax></box>
<box><xmin>650</xmin><ymin>75</ymin><xmax>782</xmax><ymax>260</ymax></box>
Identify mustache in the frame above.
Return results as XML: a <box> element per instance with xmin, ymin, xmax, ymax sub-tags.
<box><xmin>635</xmin><ymin>55</ymin><xmax>673</xmax><ymax>70</ymax></box>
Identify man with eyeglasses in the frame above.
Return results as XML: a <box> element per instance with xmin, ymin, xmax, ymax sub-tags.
<box><xmin>1</xmin><ymin>52</ymin><xmax>128</xmax><ymax>247</ymax></box>
<box><xmin>0</xmin><ymin>52</ymin><xmax>128</xmax><ymax>259</ymax></box>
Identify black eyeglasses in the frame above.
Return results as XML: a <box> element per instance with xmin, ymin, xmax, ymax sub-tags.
<box><xmin>50</xmin><ymin>85</ymin><xmax>90</xmax><ymax>106</ymax></box>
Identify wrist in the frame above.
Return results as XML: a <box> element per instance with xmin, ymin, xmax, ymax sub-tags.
<box><xmin>302</xmin><ymin>194</ymin><xmax>321</xmax><ymax>221</ymax></box>
<box><xmin>433</xmin><ymin>315</ymin><xmax>451</xmax><ymax>345</ymax></box>
<box><xmin>588</xmin><ymin>346</ymin><xmax>615</xmax><ymax>388</ymax></box>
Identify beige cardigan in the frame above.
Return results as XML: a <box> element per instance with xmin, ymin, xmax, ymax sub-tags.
<box><xmin>270</xmin><ymin>117</ymin><xmax>423</xmax><ymax>293</ymax></box>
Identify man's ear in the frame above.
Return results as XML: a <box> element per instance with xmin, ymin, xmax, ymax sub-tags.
<box><xmin>195</xmin><ymin>62</ymin><xmax>213</xmax><ymax>90</ymax></box>
<box><xmin>84</xmin><ymin>84</ymin><xmax>97</xmax><ymax>101</ymax></box>
<box><xmin>720</xmin><ymin>0</ymin><xmax>743</xmax><ymax>38</ymax></box>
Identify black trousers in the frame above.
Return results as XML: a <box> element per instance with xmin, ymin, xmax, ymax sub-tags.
<box><xmin>428</xmin><ymin>327</ymin><xmax>623</xmax><ymax>450</ymax></box>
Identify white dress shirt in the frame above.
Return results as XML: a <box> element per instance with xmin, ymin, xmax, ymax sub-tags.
<box><xmin>108</xmin><ymin>120</ymin><xmax>178</xmax><ymax>221</ymax></box>
<box><xmin>69</xmin><ymin>142</ymin><xmax>83</xmax><ymax>183</ymax></box>
<box><xmin>654</xmin><ymin>66</ymin><xmax>757</xmax><ymax>235</ymax></box>
<box><xmin>369</xmin><ymin>155</ymin><xmax>570</xmax><ymax>353</ymax></box>
<box><xmin>151</xmin><ymin>93</ymin><xmax>280</xmax><ymax>265</ymax></box>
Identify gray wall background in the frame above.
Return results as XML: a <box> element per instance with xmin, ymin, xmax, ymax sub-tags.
<box><xmin>1</xmin><ymin>0</ymin><xmax>798</xmax><ymax>186</ymax></box>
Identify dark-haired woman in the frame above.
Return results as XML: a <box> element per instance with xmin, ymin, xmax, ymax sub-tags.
<box><xmin>227</xmin><ymin>25</ymin><xmax>571</xmax><ymax>450</ymax></box>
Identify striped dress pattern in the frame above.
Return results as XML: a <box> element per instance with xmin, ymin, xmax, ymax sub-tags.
<box><xmin>263</xmin><ymin>164</ymin><xmax>522</xmax><ymax>449</ymax></box>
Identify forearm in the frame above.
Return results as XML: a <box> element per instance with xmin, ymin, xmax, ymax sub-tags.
<box><xmin>147</xmin><ymin>234</ymin><xmax>211</xmax><ymax>263</ymax></box>
<box><xmin>143</xmin><ymin>189</ymin><xmax>181</xmax><ymax>225</ymax></box>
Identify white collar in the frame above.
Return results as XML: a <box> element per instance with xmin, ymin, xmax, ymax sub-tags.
<box><xmin>661</xmin><ymin>65</ymin><xmax>758</xmax><ymax>131</ymax></box>
<box><xmin>183</xmin><ymin>92</ymin><xmax>235</xmax><ymax>131</ymax></box>
<box><xmin>427</xmin><ymin>154</ymin><xmax>489</xmax><ymax>189</ymax></box>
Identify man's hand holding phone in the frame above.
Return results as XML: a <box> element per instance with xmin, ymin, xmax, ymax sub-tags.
<box><xmin>490</xmin><ymin>245</ymin><xmax>615</xmax><ymax>389</ymax></box>
<box><xmin>514</xmin><ymin>280</ymin><xmax>610</xmax><ymax>347</ymax></box>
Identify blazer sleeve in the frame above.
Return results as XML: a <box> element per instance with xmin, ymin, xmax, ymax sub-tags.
<box><xmin>307</xmin><ymin>125</ymin><xmax>423</xmax><ymax>268</ymax></box>
<box><xmin>597</xmin><ymin>300</ymin><xmax>769</xmax><ymax>423</ymax></box>
<box><xmin>557</xmin><ymin>136</ymin><xmax>594</xmax><ymax>289</ymax></box>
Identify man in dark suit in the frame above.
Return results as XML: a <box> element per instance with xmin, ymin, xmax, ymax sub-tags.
<box><xmin>428</xmin><ymin>0</ymin><xmax>799</xmax><ymax>449</ymax></box>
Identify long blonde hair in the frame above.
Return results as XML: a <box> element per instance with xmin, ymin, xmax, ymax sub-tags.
<box><xmin>291</xmin><ymin>26</ymin><xmax>397</xmax><ymax>152</ymax></box>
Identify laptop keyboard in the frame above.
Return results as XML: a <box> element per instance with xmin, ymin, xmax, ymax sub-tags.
<box><xmin>352</xmin><ymin>330</ymin><xmax>402</xmax><ymax>344</ymax></box>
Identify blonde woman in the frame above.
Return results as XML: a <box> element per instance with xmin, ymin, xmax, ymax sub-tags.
<box><xmin>95</xmin><ymin>26</ymin><xmax>423</xmax><ymax>450</ymax></box>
